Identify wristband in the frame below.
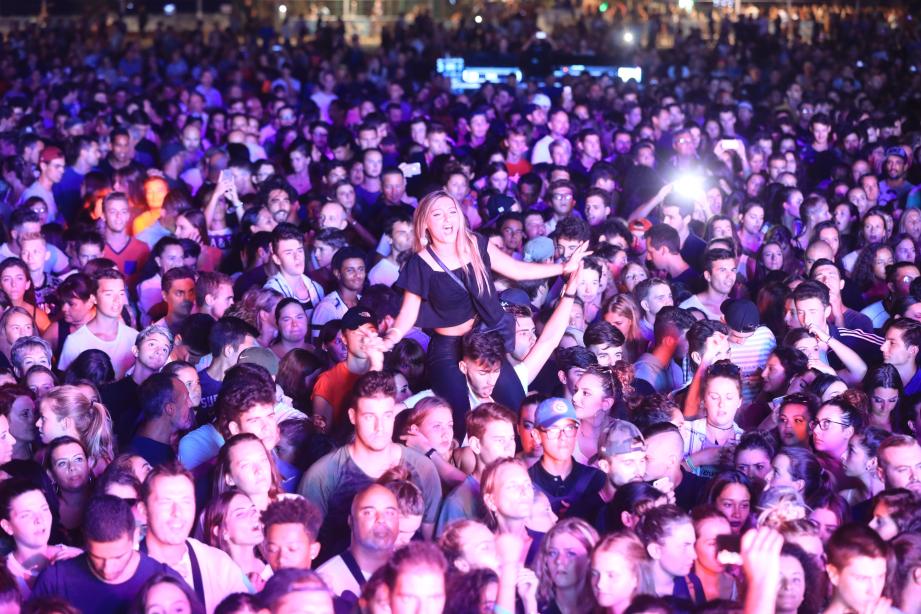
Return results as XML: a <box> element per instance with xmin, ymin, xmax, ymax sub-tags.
<box><xmin>425</xmin><ymin>448</ymin><xmax>438</xmax><ymax>458</ymax></box>
<box><xmin>563</xmin><ymin>292</ymin><xmax>577</xmax><ymax>298</ymax></box>
<box><xmin>685</xmin><ymin>456</ymin><xmax>697</xmax><ymax>472</ymax></box>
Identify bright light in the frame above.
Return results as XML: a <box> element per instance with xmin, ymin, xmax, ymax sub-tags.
<box><xmin>474</xmin><ymin>15</ymin><xmax>482</xmax><ymax>23</ymax></box>
<box><xmin>673</xmin><ymin>174</ymin><xmax>705</xmax><ymax>200</ymax></box>
<box><xmin>622</xmin><ymin>31</ymin><xmax>635</xmax><ymax>44</ymax></box>
<box><xmin>678</xmin><ymin>0</ymin><xmax>694</xmax><ymax>12</ymax></box>
<box><xmin>278</xmin><ymin>4</ymin><xmax>287</xmax><ymax>14</ymax></box>
<box><xmin>599</xmin><ymin>2</ymin><xmax>608</xmax><ymax>12</ymax></box>
<box><xmin>164</xmin><ymin>3</ymin><xmax>176</xmax><ymax>14</ymax></box>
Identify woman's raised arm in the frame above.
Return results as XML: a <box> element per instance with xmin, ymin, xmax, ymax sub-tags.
<box><xmin>486</xmin><ymin>239</ymin><xmax>589</xmax><ymax>281</ymax></box>
<box><xmin>382</xmin><ymin>290</ymin><xmax>422</xmax><ymax>349</ymax></box>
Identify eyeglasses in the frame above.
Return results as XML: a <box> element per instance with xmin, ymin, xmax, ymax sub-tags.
<box><xmin>551</xmin><ymin>193</ymin><xmax>573</xmax><ymax>201</ymax></box>
<box><xmin>540</xmin><ymin>423</ymin><xmax>579</xmax><ymax>439</ymax></box>
<box><xmin>810</xmin><ymin>418</ymin><xmax>850</xmax><ymax>431</ymax></box>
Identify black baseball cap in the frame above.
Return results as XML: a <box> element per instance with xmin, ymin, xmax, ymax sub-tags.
<box><xmin>340</xmin><ymin>307</ymin><xmax>376</xmax><ymax>332</ymax></box>
<box><xmin>720</xmin><ymin>298</ymin><xmax>760</xmax><ymax>333</ymax></box>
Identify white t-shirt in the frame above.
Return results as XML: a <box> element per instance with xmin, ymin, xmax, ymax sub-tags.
<box><xmin>368</xmin><ymin>258</ymin><xmax>400</xmax><ymax>287</ymax></box>
<box><xmin>58</xmin><ymin>321</ymin><xmax>139</xmax><ymax>378</ymax></box>
<box><xmin>316</xmin><ymin>553</ymin><xmax>370</xmax><ymax>599</ymax></box>
<box><xmin>149</xmin><ymin>538</ymin><xmax>248</xmax><ymax>614</ymax></box>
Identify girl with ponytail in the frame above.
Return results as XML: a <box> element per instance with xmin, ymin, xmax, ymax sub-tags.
<box><xmin>35</xmin><ymin>385</ymin><xmax>116</xmax><ymax>475</ymax></box>
<box><xmin>766</xmin><ymin>446</ymin><xmax>836</xmax><ymax>509</ymax></box>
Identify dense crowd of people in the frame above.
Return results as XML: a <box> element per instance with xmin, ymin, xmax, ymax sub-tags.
<box><xmin>0</xmin><ymin>3</ymin><xmax>920</xmax><ymax>614</ymax></box>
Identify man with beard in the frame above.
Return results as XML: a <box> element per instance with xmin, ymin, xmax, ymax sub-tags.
<box><xmin>311</xmin><ymin>247</ymin><xmax>366</xmax><ymax>341</ymax></box>
<box><xmin>316</xmin><ymin>483</ymin><xmax>399</xmax><ymax>603</ymax></box>
<box><xmin>880</xmin><ymin>147</ymin><xmax>915</xmax><ymax>207</ymax></box>
<box><xmin>597</xmin><ymin>420</ymin><xmax>647</xmax><ymax>507</ymax></box>
<box><xmin>153</xmin><ymin>266</ymin><xmax>196</xmax><ymax>336</ymax></box>
<box><xmin>259</xmin><ymin>176</ymin><xmax>300</xmax><ymax>225</ymax></box>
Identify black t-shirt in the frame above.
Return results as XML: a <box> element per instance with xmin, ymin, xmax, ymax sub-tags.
<box><xmin>127</xmin><ymin>435</ymin><xmax>176</xmax><ymax>468</ymax></box>
<box><xmin>31</xmin><ymin>552</ymin><xmax>181</xmax><ymax>614</ymax></box>
<box><xmin>396</xmin><ymin>233</ymin><xmax>497</xmax><ymax>329</ymax></box>
<box><xmin>101</xmin><ymin>377</ymin><xmax>141</xmax><ymax>444</ymax></box>
<box><xmin>529</xmin><ymin>459</ymin><xmax>606</xmax><ymax>523</ymax></box>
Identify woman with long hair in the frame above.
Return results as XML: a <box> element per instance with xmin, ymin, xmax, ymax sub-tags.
<box><xmin>0</xmin><ymin>385</ymin><xmax>35</xmax><ymax>461</ymax></box>
<box><xmin>227</xmin><ymin>287</ymin><xmax>283</xmax><ymax>348</ymax></box>
<box><xmin>534</xmin><ymin>518</ymin><xmax>599</xmax><ymax>614</ymax></box>
<box><xmin>270</xmin><ymin>298</ymin><xmax>313</xmax><ymax>359</ymax></box>
<box><xmin>42</xmin><ymin>273</ymin><xmax>96</xmax><ymax>359</ymax></box>
<box><xmin>175</xmin><ymin>208</ymin><xmax>222</xmax><ymax>272</ymax></box>
<box><xmin>44</xmin><ymin>436</ymin><xmax>93</xmax><ymax>536</ymax></box>
<box><xmin>863</xmin><ymin>364</ymin><xmax>902</xmax><ymax>431</ymax></box>
<box><xmin>203</xmin><ymin>489</ymin><xmax>271</xmax><ymax>591</ymax></box>
<box><xmin>384</xmin><ymin>190</ymin><xmax>587</xmax><ymax>437</ymax></box>
<box><xmin>691</xmin><ymin>504</ymin><xmax>737</xmax><ymax>601</ymax></box>
<box><xmin>35</xmin><ymin>384</ymin><xmax>115</xmax><ymax>475</ymax></box>
<box><xmin>0</xmin><ymin>258</ymin><xmax>49</xmax><ymax>332</ymax></box>
<box><xmin>601</xmin><ymin>294</ymin><xmax>648</xmax><ymax>360</ymax></box>
<box><xmin>213</xmin><ymin>433</ymin><xmax>284</xmax><ymax>512</ymax></box>
<box><xmin>398</xmin><ymin>396</ymin><xmax>465</xmax><ymax>489</ymax></box>
<box><xmin>851</xmin><ymin>242</ymin><xmax>894</xmax><ymax>307</ymax></box>
<box><xmin>766</xmin><ymin>446</ymin><xmax>835</xmax><ymax>509</ymax></box>
<box><xmin>842</xmin><ymin>426</ymin><xmax>889</xmax><ymax>506</ymax></box>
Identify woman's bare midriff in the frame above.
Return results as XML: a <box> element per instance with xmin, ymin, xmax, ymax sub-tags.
<box><xmin>434</xmin><ymin>317</ymin><xmax>476</xmax><ymax>337</ymax></box>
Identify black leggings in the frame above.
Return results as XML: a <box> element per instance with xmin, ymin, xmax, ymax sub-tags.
<box><xmin>427</xmin><ymin>332</ymin><xmax>526</xmax><ymax>440</ymax></box>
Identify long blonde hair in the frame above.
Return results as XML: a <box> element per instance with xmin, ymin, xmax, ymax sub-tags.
<box><xmin>413</xmin><ymin>190</ymin><xmax>490</xmax><ymax>295</ymax></box>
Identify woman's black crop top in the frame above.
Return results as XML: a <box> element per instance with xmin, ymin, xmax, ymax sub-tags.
<box><xmin>395</xmin><ymin>233</ymin><xmax>495</xmax><ymax>329</ymax></box>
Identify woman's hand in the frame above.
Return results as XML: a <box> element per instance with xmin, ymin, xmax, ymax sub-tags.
<box><xmin>561</xmin><ymin>241</ymin><xmax>591</xmax><ymax>275</ymax></box>
<box><xmin>563</xmin><ymin>259</ymin><xmax>584</xmax><ymax>295</ymax></box>
<box><xmin>516</xmin><ymin>568</ymin><xmax>539</xmax><ymax>614</ymax></box>
<box><xmin>400</xmin><ymin>427</ymin><xmax>436</xmax><ymax>454</ymax></box>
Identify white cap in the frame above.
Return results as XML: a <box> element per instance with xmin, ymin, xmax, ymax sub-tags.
<box><xmin>532</xmin><ymin>93</ymin><xmax>552</xmax><ymax>110</ymax></box>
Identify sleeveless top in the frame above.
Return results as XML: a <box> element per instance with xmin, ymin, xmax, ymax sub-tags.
<box><xmin>395</xmin><ymin>233</ymin><xmax>496</xmax><ymax>329</ymax></box>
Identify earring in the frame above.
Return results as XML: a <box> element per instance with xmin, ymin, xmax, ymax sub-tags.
<box><xmin>421</xmin><ymin>235</ymin><xmax>429</xmax><ymax>246</ymax></box>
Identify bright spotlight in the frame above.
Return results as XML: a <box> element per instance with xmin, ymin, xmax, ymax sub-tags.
<box><xmin>678</xmin><ymin>0</ymin><xmax>694</xmax><ymax>11</ymax></box>
<box><xmin>673</xmin><ymin>174</ymin><xmax>705</xmax><ymax>200</ymax></box>
<box><xmin>474</xmin><ymin>15</ymin><xmax>483</xmax><ymax>24</ymax></box>
<box><xmin>278</xmin><ymin>4</ymin><xmax>287</xmax><ymax>14</ymax></box>
<box><xmin>164</xmin><ymin>3</ymin><xmax>176</xmax><ymax>14</ymax></box>
<box><xmin>623</xmin><ymin>31</ymin><xmax>635</xmax><ymax>44</ymax></box>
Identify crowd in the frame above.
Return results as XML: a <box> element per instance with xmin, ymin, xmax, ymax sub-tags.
<box><xmin>0</xmin><ymin>3</ymin><xmax>920</xmax><ymax>614</ymax></box>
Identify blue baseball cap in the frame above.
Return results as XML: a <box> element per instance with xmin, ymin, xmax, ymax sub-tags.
<box><xmin>535</xmin><ymin>397</ymin><xmax>579</xmax><ymax>429</ymax></box>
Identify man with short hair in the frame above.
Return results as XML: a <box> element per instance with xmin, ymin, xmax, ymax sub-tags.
<box><xmin>298</xmin><ymin>372</ymin><xmax>441</xmax><ymax>561</ymax></box>
<box><xmin>810</xmin><ymin>258</ymin><xmax>875</xmax><ymax>332</ymax></box>
<box><xmin>311</xmin><ymin>247</ymin><xmax>366</xmax><ymax>341</ymax></box>
<box><xmin>368</xmin><ymin>213</ymin><xmax>412</xmax><ymax>287</ymax></box>
<box><xmin>31</xmin><ymin>495</ymin><xmax>180</xmax><ymax>614</ymax></box>
<box><xmin>645</xmin><ymin>224</ymin><xmax>697</xmax><ymax>296</ymax></box>
<box><xmin>584</xmin><ymin>321</ymin><xmax>626</xmax><ymax>367</ymax></box>
<box><xmin>554</xmin><ymin>346</ymin><xmax>597</xmax><ymax>401</ymax></box>
<box><xmin>634</xmin><ymin>278</ymin><xmax>674</xmax><ymax>343</ymax></box>
<box><xmin>311</xmin><ymin>307</ymin><xmax>384</xmax><ymax>435</ymax></box>
<box><xmin>141</xmin><ymin>463</ymin><xmax>248</xmax><ymax>611</ymax></box>
<box><xmin>265</xmin><ymin>223</ymin><xmax>325</xmax><ymax>324</ymax></box>
<box><xmin>792</xmin><ymin>280</ymin><xmax>882</xmax><ymax>373</ymax></box>
<box><xmin>262</xmin><ymin>497</ymin><xmax>324</xmax><ymax>571</ymax></box>
<box><xmin>528</xmin><ymin>397</ymin><xmax>606</xmax><ymax>521</ymax></box>
<box><xmin>127</xmin><ymin>373</ymin><xmax>194</xmax><ymax>466</ymax></box>
<box><xmin>153</xmin><ymin>266</ymin><xmax>196</xmax><ymax>335</ymax></box>
<box><xmin>545</xmin><ymin>179</ymin><xmax>578</xmax><ymax>234</ymax></box>
<box><xmin>101</xmin><ymin>191</ymin><xmax>150</xmax><ymax>282</ymax></box>
<box><xmin>9</xmin><ymin>336</ymin><xmax>51</xmax><ymax>379</ymax></box>
<box><xmin>879</xmin><ymin>147</ymin><xmax>915</xmax><ymax>207</ymax></box>
<box><xmin>435</xmin><ymin>403</ymin><xmax>517</xmax><ymax>534</ymax></box>
<box><xmin>316</xmin><ymin>483</ymin><xmax>399</xmax><ymax>601</ymax></box>
<box><xmin>531</xmin><ymin>108</ymin><xmax>570</xmax><ymax>165</ymax></box>
<box><xmin>54</xmin><ymin>136</ymin><xmax>100</xmax><ymax>223</ymax></box>
<box><xmin>679</xmin><ymin>248</ymin><xmax>737</xmax><ymax>320</ymax></box>
<box><xmin>18</xmin><ymin>146</ymin><xmax>64</xmax><ymax>223</ymax></box>
<box><xmin>195</xmin><ymin>271</ymin><xmax>234</xmax><ymax>320</ymax></box>
<box><xmin>197</xmin><ymin>316</ymin><xmax>258</xmax><ymax>411</ymax></box>
<box><xmin>721</xmin><ymin>298</ymin><xmax>776</xmax><ymax>406</ymax></box>
<box><xmin>58</xmin><ymin>269</ymin><xmax>139</xmax><ymax>378</ymax></box>
<box><xmin>881</xmin><ymin>318</ymin><xmax>921</xmax><ymax>396</ymax></box>
<box><xmin>876</xmin><ymin>435</ymin><xmax>921</xmax><ymax>495</ymax></box>
<box><xmin>259</xmin><ymin>176</ymin><xmax>300</xmax><ymax>225</ymax></box>
<box><xmin>0</xmin><ymin>208</ymin><xmax>68</xmax><ymax>273</ymax></box>
<box><xmin>661</xmin><ymin>196</ymin><xmax>707</xmax><ymax>272</ymax></box>
<box><xmin>861</xmin><ymin>261</ymin><xmax>921</xmax><ymax>330</ymax></box>
<box><xmin>634</xmin><ymin>306</ymin><xmax>696</xmax><ymax>394</ymax></box>
<box><xmin>642</xmin><ymin>422</ymin><xmax>709</xmax><ymax>512</ymax></box>
<box><xmin>101</xmin><ymin>324</ymin><xmax>174</xmax><ymax>443</ymax></box>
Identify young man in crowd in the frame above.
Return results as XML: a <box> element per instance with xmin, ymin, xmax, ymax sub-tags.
<box><xmin>153</xmin><ymin>266</ymin><xmax>196</xmax><ymax>336</ymax></box>
<box><xmin>679</xmin><ymin>248</ymin><xmax>736</xmax><ymax>320</ymax></box>
<box><xmin>138</xmin><ymin>237</ymin><xmax>186</xmax><ymax>320</ymax></box>
<box><xmin>634</xmin><ymin>278</ymin><xmax>675</xmax><ymax>343</ymax></box>
<box><xmin>311</xmin><ymin>246</ymin><xmax>366</xmax><ymax>341</ymax></box>
<box><xmin>262</xmin><ymin>497</ymin><xmax>324</xmax><ymax>572</ymax></box>
<box><xmin>195</xmin><ymin>271</ymin><xmax>235</xmax><ymax>321</ymax></box>
<box><xmin>100</xmin><ymin>191</ymin><xmax>150</xmax><ymax>282</ymax></box>
<box><xmin>298</xmin><ymin>371</ymin><xmax>441</xmax><ymax>561</ymax></box>
<box><xmin>197</xmin><ymin>317</ymin><xmax>258</xmax><ymax>412</ymax></box>
<box><xmin>127</xmin><ymin>372</ymin><xmax>195</xmax><ymax>466</ymax></box>
<box><xmin>58</xmin><ymin>269</ymin><xmax>139</xmax><ymax>378</ymax></box>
